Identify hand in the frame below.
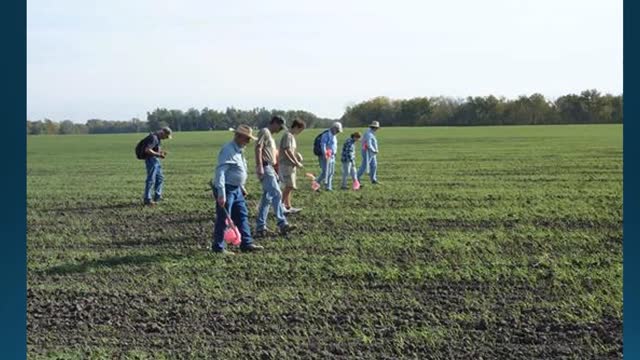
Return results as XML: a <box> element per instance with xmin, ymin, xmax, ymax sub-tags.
<box><xmin>217</xmin><ymin>196</ymin><xmax>225</xmax><ymax>208</ymax></box>
<box><xmin>297</xmin><ymin>163</ymin><xmax>304</xmax><ymax>169</ymax></box>
<box><xmin>241</xmin><ymin>187</ymin><xmax>248</xmax><ymax>197</ymax></box>
<box><xmin>256</xmin><ymin>165</ymin><xmax>264</xmax><ymax>179</ymax></box>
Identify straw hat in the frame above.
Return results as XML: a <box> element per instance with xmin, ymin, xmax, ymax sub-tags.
<box><xmin>233</xmin><ymin>124</ymin><xmax>257</xmax><ymax>140</ymax></box>
<box><xmin>369</xmin><ymin>121</ymin><xmax>380</xmax><ymax>128</ymax></box>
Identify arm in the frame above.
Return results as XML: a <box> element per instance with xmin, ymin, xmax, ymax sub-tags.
<box><xmin>144</xmin><ymin>138</ymin><xmax>165</xmax><ymax>158</ymax></box>
<box><xmin>255</xmin><ymin>132</ymin><xmax>265</xmax><ymax>177</ymax></box>
<box><xmin>284</xmin><ymin>148</ymin><xmax>302</xmax><ymax>167</ymax></box>
<box><xmin>368</xmin><ymin>135</ymin><xmax>377</xmax><ymax>153</ymax></box>
<box><xmin>213</xmin><ymin>163</ymin><xmax>229</xmax><ymax>206</ymax></box>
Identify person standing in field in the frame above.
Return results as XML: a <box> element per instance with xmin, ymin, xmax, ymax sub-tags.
<box><xmin>357</xmin><ymin>121</ymin><xmax>381</xmax><ymax>185</ymax></box>
<box><xmin>255</xmin><ymin>115</ymin><xmax>296</xmax><ymax>237</ymax></box>
<box><xmin>279</xmin><ymin>119</ymin><xmax>306</xmax><ymax>214</ymax></box>
<box><xmin>136</xmin><ymin>126</ymin><xmax>172</xmax><ymax>206</ymax></box>
<box><xmin>315</xmin><ymin>122</ymin><xmax>343</xmax><ymax>191</ymax></box>
<box><xmin>211</xmin><ymin>125</ymin><xmax>263</xmax><ymax>254</ymax></box>
<box><xmin>341</xmin><ymin>131</ymin><xmax>361</xmax><ymax>190</ymax></box>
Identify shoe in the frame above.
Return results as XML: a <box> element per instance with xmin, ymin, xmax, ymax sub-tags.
<box><xmin>341</xmin><ymin>186</ymin><xmax>348</xmax><ymax>190</ymax></box>
<box><xmin>283</xmin><ymin>207</ymin><xmax>292</xmax><ymax>215</ymax></box>
<box><xmin>288</xmin><ymin>207</ymin><xmax>302</xmax><ymax>214</ymax></box>
<box><xmin>279</xmin><ymin>223</ymin><xmax>298</xmax><ymax>236</ymax></box>
<box><xmin>212</xmin><ymin>248</ymin><xmax>236</xmax><ymax>255</ymax></box>
<box><xmin>240</xmin><ymin>244</ymin><xmax>264</xmax><ymax>252</ymax></box>
<box><xmin>372</xmin><ymin>181</ymin><xmax>379</xmax><ymax>185</ymax></box>
<box><xmin>255</xmin><ymin>228</ymin><xmax>276</xmax><ymax>238</ymax></box>
<box><xmin>153</xmin><ymin>196</ymin><xmax>164</xmax><ymax>202</ymax></box>
<box><xmin>143</xmin><ymin>200</ymin><xmax>157</xmax><ymax>207</ymax></box>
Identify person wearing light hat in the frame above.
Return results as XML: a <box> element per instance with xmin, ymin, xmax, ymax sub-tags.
<box><xmin>211</xmin><ymin>124</ymin><xmax>263</xmax><ymax>254</ymax></box>
<box><xmin>316</xmin><ymin>121</ymin><xmax>343</xmax><ymax>191</ymax></box>
<box><xmin>138</xmin><ymin>126</ymin><xmax>172</xmax><ymax>206</ymax></box>
<box><xmin>357</xmin><ymin>121</ymin><xmax>381</xmax><ymax>185</ymax></box>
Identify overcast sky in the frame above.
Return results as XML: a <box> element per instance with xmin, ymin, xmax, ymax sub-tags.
<box><xmin>27</xmin><ymin>0</ymin><xmax>623</xmax><ymax>122</ymax></box>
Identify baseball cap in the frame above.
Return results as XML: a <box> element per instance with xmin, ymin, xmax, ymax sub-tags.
<box><xmin>272</xmin><ymin>115</ymin><xmax>288</xmax><ymax>130</ymax></box>
<box><xmin>332</xmin><ymin>122</ymin><xmax>343</xmax><ymax>133</ymax></box>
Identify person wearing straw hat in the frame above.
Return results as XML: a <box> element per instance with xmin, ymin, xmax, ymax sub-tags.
<box><xmin>254</xmin><ymin>115</ymin><xmax>296</xmax><ymax>238</ymax></box>
<box><xmin>357</xmin><ymin>121</ymin><xmax>381</xmax><ymax>185</ymax></box>
<box><xmin>211</xmin><ymin>125</ymin><xmax>263</xmax><ymax>254</ymax></box>
<box><xmin>138</xmin><ymin>126</ymin><xmax>172</xmax><ymax>206</ymax></box>
<box><xmin>316</xmin><ymin>121</ymin><xmax>343</xmax><ymax>191</ymax></box>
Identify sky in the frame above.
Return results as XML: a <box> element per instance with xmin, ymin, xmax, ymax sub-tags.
<box><xmin>27</xmin><ymin>0</ymin><xmax>623</xmax><ymax>122</ymax></box>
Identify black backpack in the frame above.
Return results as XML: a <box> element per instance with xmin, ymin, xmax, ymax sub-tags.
<box><xmin>135</xmin><ymin>134</ymin><xmax>152</xmax><ymax>160</ymax></box>
<box><xmin>313</xmin><ymin>130</ymin><xmax>329</xmax><ymax>156</ymax></box>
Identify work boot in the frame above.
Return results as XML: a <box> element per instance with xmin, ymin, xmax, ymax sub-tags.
<box><xmin>240</xmin><ymin>244</ymin><xmax>264</xmax><ymax>252</ymax></box>
<box><xmin>279</xmin><ymin>223</ymin><xmax>298</xmax><ymax>236</ymax></box>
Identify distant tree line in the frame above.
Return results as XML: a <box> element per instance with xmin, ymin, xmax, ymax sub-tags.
<box><xmin>342</xmin><ymin>90</ymin><xmax>622</xmax><ymax>127</ymax></box>
<box><xmin>27</xmin><ymin>108</ymin><xmax>335</xmax><ymax>135</ymax></box>
<box><xmin>27</xmin><ymin>90</ymin><xmax>622</xmax><ymax>135</ymax></box>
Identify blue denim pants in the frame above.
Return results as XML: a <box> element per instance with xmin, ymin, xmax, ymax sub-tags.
<box><xmin>144</xmin><ymin>157</ymin><xmax>164</xmax><ymax>202</ymax></box>
<box><xmin>212</xmin><ymin>185</ymin><xmax>254</xmax><ymax>251</ymax></box>
<box><xmin>316</xmin><ymin>156</ymin><xmax>336</xmax><ymax>190</ymax></box>
<box><xmin>256</xmin><ymin>165</ymin><xmax>287</xmax><ymax>231</ymax></box>
<box><xmin>357</xmin><ymin>151</ymin><xmax>378</xmax><ymax>183</ymax></box>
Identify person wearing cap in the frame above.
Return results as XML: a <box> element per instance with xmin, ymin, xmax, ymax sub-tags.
<box><xmin>357</xmin><ymin>121</ymin><xmax>381</xmax><ymax>185</ymax></box>
<box><xmin>316</xmin><ymin>122</ymin><xmax>343</xmax><ymax>191</ymax></box>
<box><xmin>255</xmin><ymin>115</ymin><xmax>296</xmax><ymax>237</ymax></box>
<box><xmin>211</xmin><ymin>125</ymin><xmax>263</xmax><ymax>254</ymax></box>
<box><xmin>279</xmin><ymin>119</ymin><xmax>306</xmax><ymax>213</ymax></box>
<box><xmin>140</xmin><ymin>127</ymin><xmax>172</xmax><ymax>206</ymax></box>
<box><xmin>341</xmin><ymin>131</ymin><xmax>361</xmax><ymax>189</ymax></box>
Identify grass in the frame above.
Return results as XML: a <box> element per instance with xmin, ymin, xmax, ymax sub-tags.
<box><xmin>27</xmin><ymin>125</ymin><xmax>622</xmax><ymax>359</ymax></box>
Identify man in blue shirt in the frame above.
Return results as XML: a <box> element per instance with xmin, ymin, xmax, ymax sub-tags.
<box><xmin>140</xmin><ymin>127</ymin><xmax>172</xmax><ymax>206</ymax></box>
<box><xmin>341</xmin><ymin>131</ymin><xmax>361</xmax><ymax>189</ymax></box>
<box><xmin>212</xmin><ymin>125</ymin><xmax>263</xmax><ymax>254</ymax></box>
<box><xmin>316</xmin><ymin>122</ymin><xmax>343</xmax><ymax>191</ymax></box>
<box><xmin>357</xmin><ymin>121</ymin><xmax>381</xmax><ymax>185</ymax></box>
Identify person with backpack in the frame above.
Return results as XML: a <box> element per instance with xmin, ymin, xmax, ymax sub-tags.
<box><xmin>211</xmin><ymin>125</ymin><xmax>263</xmax><ymax>254</ymax></box>
<box><xmin>357</xmin><ymin>121</ymin><xmax>381</xmax><ymax>185</ymax></box>
<box><xmin>314</xmin><ymin>122</ymin><xmax>343</xmax><ymax>191</ymax></box>
<box><xmin>341</xmin><ymin>131</ymin><xmax>361</xmax><ymax>190</ymax></box>
<box><xmin>255</xmin><ymin>116</ymin><xmax>296</xmax><ymax>238</ymax></box>
<box><xmin>135</xmin><ymin>127</ymin><xmax>172</xmax><ymax>206</ymax></box>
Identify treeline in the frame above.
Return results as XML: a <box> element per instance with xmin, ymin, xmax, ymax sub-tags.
<box><xmin>27</xmin><ymin>90</ymin><xmax>623</xmax><ymax>135</ymax></box>
<box><xmin>342</xmin><ymin>90</ymin><xmax>622</xmax><ymax>127</ymax></box>
<box><xmin>27</xmin><ymin>108</ymin><xmax>335</xmax><ymax>135</ymax></box>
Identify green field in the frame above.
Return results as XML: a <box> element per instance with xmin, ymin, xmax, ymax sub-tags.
<box><xmin>27</xmin><ymin>125</ymin><xmax>623</xmax><ymax>359</ymax></box>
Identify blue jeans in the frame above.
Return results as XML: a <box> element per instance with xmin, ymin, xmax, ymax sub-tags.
<box><xmin>256</xmin><ymin>165</ymin><xmax>287</xmax><ymax>231</ymax></box>
<box><xmin>144</xmin><ymin>157</ymin><xmax>164</xmax><ymax>202</ymax></box>
<box><xmin>212</xmin><ymin>185</ymin><xmax>254</xmax><ymax>251</ymax></box>
<box><xmin>357</xmin><ymin>151</ymin><xmax>378</xmax><ymax>182</ymax></box>
<box><xmin>316</xmin><ymin>156</ymin><xmax>336</xmax><ymax>190</ymax></box>
<box><xmin>341</xmin><ymin>161</ymin><xmax>356</xmax><ymax>188</ymax></box>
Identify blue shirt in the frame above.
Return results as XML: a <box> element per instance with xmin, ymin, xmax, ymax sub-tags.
<box><xmin>341</xmin><ymin>138</ymin><xmax>356</xmax><ymax>163</ymax></box>
<box><xmin>213</xmin><ymin>140</ymin><xmax>248</xmax><ymax>198</ymax></box>
<box><xmin>320</xmin><ymin>130</ymin><xmax>338</xmax><ymax>159</ymax></box>
<box><xmin>362</xmin><ymin>129</ymin><xmax>378</xmax><ymax>155</ymax></box>
<box><xmin>141</xmin><ymin>133</ymin><xmax>161</xmax><ymax>159</ymax></box>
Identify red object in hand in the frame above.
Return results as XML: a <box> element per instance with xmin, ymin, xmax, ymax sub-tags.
<box><xmin>325</xmin><ymin>149</ymin><xmax>332</xmax><ymax>159</ymax></box>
